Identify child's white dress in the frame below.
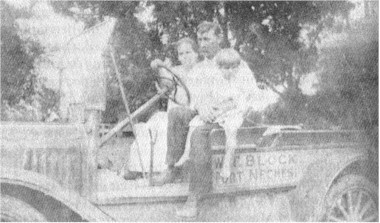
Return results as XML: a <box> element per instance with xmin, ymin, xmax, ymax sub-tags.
<box><xmin>176</xmin><ymin>63</ymin><xmax>255</xmax><ymax>165</ymax></box>
<box><xmin>189</xmin><ymin>62</ymin><xmax>255</xmax><ymax>128</ymax></box>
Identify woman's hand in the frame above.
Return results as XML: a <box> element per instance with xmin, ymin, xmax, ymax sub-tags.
<box><xmin>150</xmin><ymin>58</ymin><xmax>172</xmax><ymax>70</ymax></box>
<box><xmin>154</xmin><ymin>82</ymin><xmax>164</xmax><ymax>93</ymax></box>
<box><xmin>150</xmin><ymin>59</ymin><xmax>165</xmax><ymax>70</ymax></box>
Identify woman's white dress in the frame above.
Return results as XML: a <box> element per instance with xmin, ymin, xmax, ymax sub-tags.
<box><xmin>128</xmin><ymin>111</ymin><xmax>168</xmax><ymax>172</ymax></box>
<box><xmin>128</xmin><ymin>66</ymin><xmax>190</xmax><ymax>172</ymax></box>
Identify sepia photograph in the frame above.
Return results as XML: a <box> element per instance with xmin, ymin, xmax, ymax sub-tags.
<box><xmin>1</xmin><ymin>0</ymin><xmax>378</xmax><ymax>221</ymax></box>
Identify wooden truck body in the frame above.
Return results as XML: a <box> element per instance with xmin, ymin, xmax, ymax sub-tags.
<box><xmin>1</xmin><ymin>121</ymin><xmax>377</xmax><ymax>221</ymax></box>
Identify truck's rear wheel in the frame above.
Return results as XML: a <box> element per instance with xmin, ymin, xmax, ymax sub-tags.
<box><xmin>1</xmin><ymin>195</ymin><xmax>46</xmax><ymax>222</ymax></box>
<box><xmin>324</xmin><ymin>174</ymin><xmax>378</xmax><ymax>222</ymax></box>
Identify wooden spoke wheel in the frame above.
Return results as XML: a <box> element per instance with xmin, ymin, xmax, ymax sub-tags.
<box><xmin>325</xmin><ymin>174</ymin><xmax>378</xmax><ymax>222</ymax></box>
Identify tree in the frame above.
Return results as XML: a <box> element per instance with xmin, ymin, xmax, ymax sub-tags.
<box><xmin>1</xmin><ymin>1</ymin><xmax>59</xmax><ymax>121</ymax></box>
<box><xmin>265</xmin><ymin>5</ymin><xmax>378</xmax><ymax>129</ymax></box>
<box><xmin>1</xmin><ymin>1</ymin><xmax>42</xmax><ymax>105</ymax></box>
<box><xmin>147</xmin><ymin>1</ymin><xmax>353</xmax><ymax>89</ymax></box>
<box><xmin>138</xmin><ymin>1</ymin><xmax>355</xmax><ymax>126</ymax></box>
<box><xmin>52</xmin><ymin>1</ymin><xmax>162</xmax><ymax>122</ymax></box>
<box><xmin>51</xmin><ymin>1</ymin><xmax>357</xmax><ymax>125</ymax></box>
<box><xmin>314</xmin><ymin>14</ymin><xmax>378</xmax><ymax>129</ymax></box>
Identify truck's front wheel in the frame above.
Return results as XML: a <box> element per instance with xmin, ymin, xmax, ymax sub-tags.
<box><xmin>1</xmin><ymin>195</ymin><xmax>46</xmax><ymax>222</ymax></box>
<box><xmin>324</xmin><ymin>174</ymin><xmax>378</xmax><ymax>222</ymax></box>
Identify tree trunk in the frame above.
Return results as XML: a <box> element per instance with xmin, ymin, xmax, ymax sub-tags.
<box><xmin>216</xmin><ymin>2</ymin><xmax>230</xmax><ymax>48</ymax></box>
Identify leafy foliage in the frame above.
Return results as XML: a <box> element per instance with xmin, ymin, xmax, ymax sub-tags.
<box><xmin>315</xmin><ymin>22</ymin><xmax>378</xmax><ymax>129</ymax></box>
<box><xmin>1</xmin><ymin>2</ymin><xmax>41</xmax><ymax>105</ymax></box>
<box><xmin>146</xmin><ymin>1</ymin><xmax>354</xmax><ymax>88</ymax></box>
<box><xmin>51</xmin><ymin>1</ymin><xmax>377</xmax><ymax>130</ymax></box>
<box><xmin>265</xmin><ymin>17</ymin><xmax>378</xmax><ymax>129</ymax></box>
<box><xmin>1</xmin><ymin>1</ymin><xmax>59</xmax><ymax>121</ymax></box>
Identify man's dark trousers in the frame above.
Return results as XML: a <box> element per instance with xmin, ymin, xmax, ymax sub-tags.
<box><xmin>166</xmin><ymin>107</ymin><xmax>219</xmax><ymax>198</ymax></box>
<box><xmin>166</xmin><ymin>107</ymin><xmax>197</xmax><ymax>165</ymax></box>
<box><xmin>188</xmin><ymin>123</ymin><xmax>219</xmax><ymax>198</ymax></box>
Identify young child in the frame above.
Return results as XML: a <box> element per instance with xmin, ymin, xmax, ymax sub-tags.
<box><xmin>184</xmin><ymin>48</ymin><xmax>255</xmax><ymax>178</ymax></box>
<box><xmin>213</xmin><ymin>48</ymin><xmax>255</xmax><ymax>178</ymax></box>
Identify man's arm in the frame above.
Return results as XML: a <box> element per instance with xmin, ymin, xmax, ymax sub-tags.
<box><xmin>188</xmin><ymin>65</ymin><xmax>220</xmax><ymax>123</ymax></box>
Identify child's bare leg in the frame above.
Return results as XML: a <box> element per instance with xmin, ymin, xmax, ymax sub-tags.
<box><xmin>221</xmin><ymin>128</ymin><xmax>237</xmax><ymax>178</ymax></box>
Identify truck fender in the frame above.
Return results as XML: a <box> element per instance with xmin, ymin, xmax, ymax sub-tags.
<box><xmin>289</xmin><ymin>153</ymin><xmax>368</xmax><ymax>221</ymax></box>
<box><xmin>1</xmin><ymin>167</ymin><xmax>114</xmax><ymax>222</ymax></box>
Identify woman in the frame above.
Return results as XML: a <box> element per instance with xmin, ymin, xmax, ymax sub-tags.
<box><xmin>124</xmin><ymin>37</ymin><xmax>200</xmax><ymax>180</ymax></box>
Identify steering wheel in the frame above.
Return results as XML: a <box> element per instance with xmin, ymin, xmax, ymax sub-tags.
<box><xmin>155</xmin><ymin>65</ymin><xmax>191</xmax><ymax>107</ymax></box>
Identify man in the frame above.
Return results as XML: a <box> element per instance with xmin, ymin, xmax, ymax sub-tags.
<box><xmin>154</xmin><ymin>21</ymin><xmax>223</xmax><ymax>186</ymax></box>
<box><xmin>155</xmin><ymin>21</ymin><xmax>255</xmax><ymax>220</ymax></box>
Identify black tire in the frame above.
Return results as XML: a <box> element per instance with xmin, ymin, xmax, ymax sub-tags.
<box><xmin>323</xmin><ymin>174</ymin><xmax>378</xmax><ymax>222</ymax></box>
<box><xmin>1</xmin><ymin>195</ymin><xmax>46</xmax><ymax>222</ymax></box>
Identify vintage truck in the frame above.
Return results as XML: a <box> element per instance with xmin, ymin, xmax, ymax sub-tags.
<box><xmin>1</xmin><ymin>79</ymin><xmax>378</xmax><ymax>222</ymax></box>
<box><xmin>1</xmin><ymin>19</ymin><xmax>378</xmax><ymax>221</ymax></box>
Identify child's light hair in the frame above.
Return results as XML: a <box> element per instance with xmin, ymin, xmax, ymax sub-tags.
<box><xmin>215</xmin><ymin>48</ymin><xmax>241</xmax><ymax>68</ymax></box>
<box><xmin>175</xmin><ymin>37</ymin><xmax>198</xmax><ymax>53</ymax></box>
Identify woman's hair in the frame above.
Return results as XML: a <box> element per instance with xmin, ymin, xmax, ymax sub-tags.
<box><xmin>215</xmin><ymin>48</ymin><xmax>241</xmax><ymax>68</ymax></box>
<box><xmin>175</xmin><ymin>37</ymin><xmax>198</xmax><ymax>53</ymax></box>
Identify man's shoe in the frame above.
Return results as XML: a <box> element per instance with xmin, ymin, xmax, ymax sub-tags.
<box><xmin>152</xmin><ymin>167</ymin><xmax>177</xmax><ymax>186</ymax></box>
<box><xmin>175</xmin><ymin>196</ymin><xmax>198</xmax><ymax>221</ymax></box>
